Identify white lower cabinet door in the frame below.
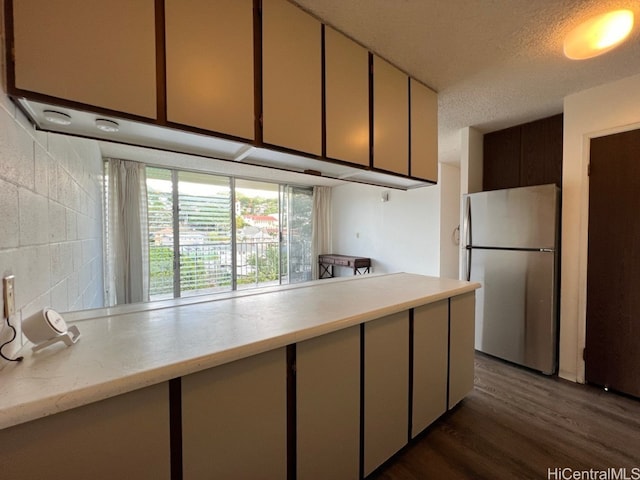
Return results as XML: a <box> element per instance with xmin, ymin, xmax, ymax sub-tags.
<box><xmin>181</xmin><ymin>348</ymin><xmax>287</xmax><ymax>479</ymax></box>
<box><xmin>412</xmin><ymin>300</ymin><xmax>449</xmax><ymax>437</ymax></box>
<box><xmin>449</xmin><ymin>292</ymin><xmax>476</xmax><ymax>408</ymax></box>
<box><xmin>0</xmin><ymin>383</ymin><xmax>170</xmax><ymax>480</ymax></box>
<box><xmin>297</xmin><ymin>325</ymin><xmax>360</xmax><ymax>479</ymax></box>
<box><xmin>364</xmin><ymin>311</ymin><xmax>410</xmax><ymax>476</ymax></box>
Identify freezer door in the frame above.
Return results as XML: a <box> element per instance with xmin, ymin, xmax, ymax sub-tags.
<box><xmin>465</xmin><ymin>184</ymin><xmax>558</xmax><ymax>249</ymax></box>
<box><xmin>470</xmin><ymin>248</ymin><xmax>557</xmax><ymax>374</ymax></box>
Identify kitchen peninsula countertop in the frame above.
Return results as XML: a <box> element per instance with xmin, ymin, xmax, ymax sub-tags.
<box><xmin>0</xmin><ymin>273</ymin><xmax>479</xmax><ymax>430</ymax></box>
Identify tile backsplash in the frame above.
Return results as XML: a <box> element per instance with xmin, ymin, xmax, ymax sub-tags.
<box><xmin>1</xmin><ymin>12</ymin><xmax>104</xmax><ymax>361</ymax></box>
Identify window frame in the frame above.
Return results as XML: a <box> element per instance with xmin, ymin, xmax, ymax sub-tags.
<box><xmin>143</xmin><ymin>163</ymin><xmax>313</xmax><ymax>301</ymax></box>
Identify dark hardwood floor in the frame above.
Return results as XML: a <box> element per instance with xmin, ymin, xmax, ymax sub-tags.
<box><xmin>372</xmin><ymin>353</ymin><xmax>640</xmax><ymax>479</ymax></box>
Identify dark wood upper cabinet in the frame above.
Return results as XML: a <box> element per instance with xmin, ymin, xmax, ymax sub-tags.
<box><xmin>543</xmin><ymin>114</ymin><xmax>563</xmax><ymax>186</ymax></box>
<box><xmin>521</xmin><ymin>114</ymin><xmax>563</xmax><ymax>187</ymax></box>
<box><xmin>520</xmin><ymin>121</ymin><xmax>546</xmax><ymax>187</ymax></box>
<box><xmin>483</xmin><ymin>125</ymin><xmax>521</xmax><ymax>191</ymax></box>
<box><xmin>483</xmin><ymin>114</ymin><xmax>563</xmax><ymax>191</ymax></box>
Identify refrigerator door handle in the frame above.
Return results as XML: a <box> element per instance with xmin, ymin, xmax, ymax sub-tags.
<box><xmin>464</xmin><ymin>195</ymin><xmax>472</xmax><ymax>281</ymax></box>
<box><xmin>464</xmin><ymin>195</ymin><xmax>472</xmax><ymax>248</ymax></box>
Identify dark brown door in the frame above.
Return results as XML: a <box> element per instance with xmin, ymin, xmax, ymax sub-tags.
<box><xmin>586</xmin><ymin>129</ymin><xmax>640</xmax><ymax>398</ymax></box>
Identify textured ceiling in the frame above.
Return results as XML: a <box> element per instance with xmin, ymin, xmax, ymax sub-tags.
<box><xmin>291</xmin><ymin>0</ymin><xmax>640</xmax><ymax>165</ymax></box>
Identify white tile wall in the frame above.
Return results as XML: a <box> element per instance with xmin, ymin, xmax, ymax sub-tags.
<box><xmin>0</xmin><ymin>5</ymin><xmax>104</xmax><ymax>362</ymax></box>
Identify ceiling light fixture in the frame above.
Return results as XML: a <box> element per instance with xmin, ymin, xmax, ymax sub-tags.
<box><xmin>95</xmin><ymin>118</ymin><xmax>120</xmax><ymax>133</ymax></box>
<box><xmin>564</xmin><ymin>9</ymin><xmax>634</xmax><ymax>60</ymax></box>
<box><xmin>42</xmin><ymin>110</ymin><xmax>72</xmax><ymax>126</ymax></box>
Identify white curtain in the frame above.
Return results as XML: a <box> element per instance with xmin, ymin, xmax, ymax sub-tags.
<box><xmin>105</xmin><ymin>159</ymin><xmax>149</xmax><ymax>306</ymax></box>
<box><xmin>311</xmin><ymin>186</ymin><xmax>332</xmax><ymax>280</ymax></box>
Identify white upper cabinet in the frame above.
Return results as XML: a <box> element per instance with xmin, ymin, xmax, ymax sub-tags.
<box><xmin>325</xmin><ymin>27</ymin><xmax>370</xmax><ymax>167</ymax></box>
<box><xmin>262</xmin><ymin>0</ymin><xmax>322</xmax><ymax>155</ymax></box>
<box><xmin>373</xmin><ymin>55</ymin><xmax>409</xmax><ymax>176</ymax></box>
<box><xmin>410</xmin><ymin>78</ymin><xmax>438</xmax><ymax>182</ymax></box>
<box><xmin>10</xmin><ymin>0</ymin><xmax>438</xmax><ymax>187</ymax></box>
<box><xmin>165</xmin><ymin>0</ymin><xmax>254</xmax><ymax>140</ymax></box>
<box><xmin>12</xmin><ymin>0</ymin><xmax>157</xmax><ymax>119</ymax></box>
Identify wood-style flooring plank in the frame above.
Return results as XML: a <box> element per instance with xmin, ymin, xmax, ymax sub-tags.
<box><xmin>371</xmin><ymin>353</ymin><xmax>640</xmax><ymax>480</ymax></box>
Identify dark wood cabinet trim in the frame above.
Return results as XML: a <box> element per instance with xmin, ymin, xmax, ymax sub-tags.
<box><xmin>253</xmin><ymin>0</ymin><xmax>264</xmax><ymax>145</ymax></box>
<box><xmin>154</xmin><ymin>0</ymin><xmax>167</xmax><ymax>124</ymax></box>
<box><xmin>368</xmin><ymin>52</ymin><xmax>374</xmax><ymax>169</ymax></box>
<box><xmin>407</xmin><ymin>77</ymin><xmax>412</xmax><ymax>178</ymax></box>
<box><xmin>369</xmin><ymin>52</ymin><xmax>374</xmax><ymax>170</ymax></box>
<box><xmin>407</xmin><ymin>308</ymin><xmax>415</xmax><ymax>443</ymax></box>
<box><xmin>4</xmin><ymin>0</ymin><xmax>16</xmax><ymax>95</ymax></box>
<box><xmin>321</xmin><ymin>24</ymin><xmax>327</xmax><ymax>158</ymax></box>
<box><xmin>367</xmin><ymin>52</ymin><xmax>373</xmax><ymax>169</ymax></box>
<box><xmin>359</xmin><ymin>322</ymin><xmax>366</xmax><ymax>480</ymax></box>
<box><xmin>446</xmin><ymin>298</ymin><xmax>451</xmax><ymax>410</ymax></box>
<box><xmin>286</xmin><ymin>344</ymin><xmax>297</xmax><ymax>480</ymax></box>
<box><xmin>169</xmin><ymin>377</ymin><xmax>183</xmax><ymax>480</ymax></box>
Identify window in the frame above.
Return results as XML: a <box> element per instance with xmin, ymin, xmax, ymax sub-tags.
<box><xmin>282</xmin><ymin>186</ymin><xmax>313</xmax><ymax>284</ymax></box>
<box><xmin>146</xmin><ymin>166</ymin><xmax>312</xmax><ymax>301</ymax></box>
<box><xmin>235</xmin><ymin>179</ymin><xmax>280</xmax><ymax>290</ymax></box>
<box><xmin>147</xmin><ymin>168</ymin><xmax>232</xmax><ymax>299</ymax></box>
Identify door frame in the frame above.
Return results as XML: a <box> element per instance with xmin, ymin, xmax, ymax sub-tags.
<box><xmin>584</xmin><ymin>129</ymin><xmax>640</xmax><ymax>394</ymax></box>
<box><xmin>570</xmin><ymin>121</ymin><xmax>640</xmax><ymax>384</ymax></box>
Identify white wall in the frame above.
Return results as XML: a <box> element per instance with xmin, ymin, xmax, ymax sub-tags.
<box><xmin>458</xmin><ymin>127</ymin><xmax>483</xmax><ymax>279</ymax></box>
<box><xmin>0</xmin><ymin>7</ymin><xmax>104</xmax><ymax>361</ymax></box>
<box><xmin>559</xmin><ymin>72</ymin><xmax>640</xmax><ymax>383</ymax></box>
<box><xmin>439</xmin><ymin>163</ymin><xmax>460</xmax><ymax>279</ymax></box>
<box><xmin>331</xmin><ymin>181</ymin><xmax>440</xmax><ymax>276</ymax></box>
<box><xmin>460</xmin><ymin>127</ymin><xmax>483</xmax><ymax>196</ymax></box>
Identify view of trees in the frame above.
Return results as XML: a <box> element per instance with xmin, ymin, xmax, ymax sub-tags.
<box><xmin>240</xmin><ymin>244</ymin><xmax>281</xmax><ymax>285</ymax></box>
<box><xmin>146</xmin><ymin>168</ymin><xmax>311</xmax><ymax>299</ymax></box>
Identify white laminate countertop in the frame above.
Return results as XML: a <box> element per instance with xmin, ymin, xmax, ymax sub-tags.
<box><xmin>0</xmin><ymin>273</ymin><xmax>479</xmax><ymax>430</ymax></box>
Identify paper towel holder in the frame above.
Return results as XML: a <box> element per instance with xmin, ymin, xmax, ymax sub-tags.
<box><xmin>22</xmin><ymin>308</ymin><xmax>81</xmax><ymax>353</ymax></box>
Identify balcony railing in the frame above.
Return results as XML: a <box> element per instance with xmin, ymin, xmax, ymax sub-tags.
<box><xmin>149</xmin><ymin>240</ymin><xmax>311</xmax><ymax>300</ymax></box>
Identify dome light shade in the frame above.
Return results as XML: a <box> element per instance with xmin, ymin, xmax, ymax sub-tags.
<box><xmin>43</xmin><ymin>110</ymin><xmax>72</xmax><ymax>125</ymax></box>
<box><xmin>564</xmin><ymin>10</ymin><xmax>634</xmax><ymax>60</ymax></box>
<box><xmin>95</xmin><ymin>118</ymin><xmax>120</xmax><ymax>133</ymax></box>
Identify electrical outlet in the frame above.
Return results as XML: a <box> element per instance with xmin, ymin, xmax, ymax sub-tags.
<box><xmin>3</xmin><ymin>276</ymin><xmax>16</xmax><ymax>318</ymax></box>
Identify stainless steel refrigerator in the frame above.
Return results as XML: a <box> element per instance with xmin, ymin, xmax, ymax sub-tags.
<box><xmin>463</xmin><ymin>184</ymin><xmax>560</xmax><ymax>374</ymax></box>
